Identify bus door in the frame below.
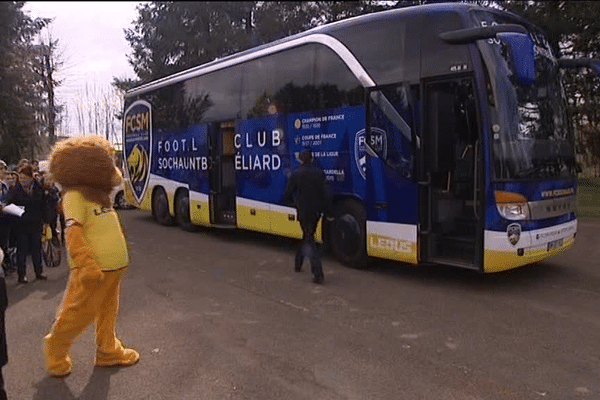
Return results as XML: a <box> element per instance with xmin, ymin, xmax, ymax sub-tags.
<box><xmin>420</xmin><ymin>77</ymin><xmax>482</xmax><ymax>269</ymax></box>
<box><xmin>365</xmin><ymin>84</ymin><xmax>419</xmax><ymax>265</ymax></box>
<box><xmin>208</xmin><ymin>120</ymin><xmax>237</xmax><ymax>226</ymax></box>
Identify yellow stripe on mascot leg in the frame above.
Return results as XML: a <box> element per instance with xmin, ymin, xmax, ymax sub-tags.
<box><xmin>43</xmin><ymin>135</ymin><xmax>139</xmax><ymax>378</ymax></box>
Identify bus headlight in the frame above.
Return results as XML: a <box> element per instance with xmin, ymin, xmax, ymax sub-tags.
<box><xmin>495</xmin><ymin>190</ymin><xmax>530</xmax><ymax>221</ymax></box>
<box><xmin>496</xmin><ymin>203</ymin><xmax>530</xmax><ymax>220</ymax></box>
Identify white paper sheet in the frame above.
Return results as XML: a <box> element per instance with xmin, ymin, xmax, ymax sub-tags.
<box><xmin>2</xmin><ymin>204</ymin><xmax>24</xmax><ymax>217</ymax></box>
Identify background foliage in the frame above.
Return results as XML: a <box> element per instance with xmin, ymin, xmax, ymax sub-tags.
<box><xmin>0</xmin><ymin>2</ymin><xmax>61</xmax><ymax>164</ymax></box>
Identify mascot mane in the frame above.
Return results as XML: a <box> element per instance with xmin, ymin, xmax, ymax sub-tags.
<box><xmin>49</xmin><ymin>135</ymin><xmax>121</xmax><ymax>208</ymax></box>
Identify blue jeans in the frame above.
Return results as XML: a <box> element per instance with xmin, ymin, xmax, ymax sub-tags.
<box><xmin>295</xmin><ymin>213</ymin><xmax>323</xmax><ymax>279</ymax></box>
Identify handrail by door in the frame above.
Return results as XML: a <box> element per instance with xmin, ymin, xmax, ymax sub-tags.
<box><xmin>418</xmin><ymin>171</ymin><xmax>432</xmax><ymax>235</ymax></box>
<box><xmin>473</xmin><ymin>139</ymin><xmax>480</xmax><ymax>220</ymax></box>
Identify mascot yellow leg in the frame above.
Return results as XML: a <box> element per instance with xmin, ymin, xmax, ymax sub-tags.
<box><xmin>94</xmin><ymin>269</ymin><xmax>139</xmax><ymax>367</ymax></box>
<box><xmin>43</xmin><ymin>269</ymin><xmax>91</xmax><ymax>377</ymax></box>
<box><xmin>43</xmin><ymin>268</ymin><xmax>139</xmax><ymax>377</ymax></box>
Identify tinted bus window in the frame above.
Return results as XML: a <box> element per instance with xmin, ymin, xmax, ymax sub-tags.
<box><xmin>314</xmin><ymin>45</ymin><xmax>364</xmax><ymax>110</ymax></box>
<box><xmin>329</xmin><ymin>18</ymin><xmax>420</xmax><ymax>84</ymax></box>
<box><xmin>242</xmin><ymin>45</ymin><xmax>316</xmax><ymax>117</ymax></box>
<box><xmin>420</xmin><ymin>11</ymin><xmax>471</xmax><ymax>78</ymax></box>
<box><xmin>184</xmin><ymin>64</ymin><xmax>243</xmax><ymax>122</ymax></box>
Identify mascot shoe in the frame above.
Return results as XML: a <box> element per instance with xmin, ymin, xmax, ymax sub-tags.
<box><xmin>43</xmin><ymin>336</ymin><xmax>72</xmax><ymax>378</ymax></box>
<box><xmin>95</xmin><ymin>339</ymin><xmax>140</xmax><ymax>368</ymax></box>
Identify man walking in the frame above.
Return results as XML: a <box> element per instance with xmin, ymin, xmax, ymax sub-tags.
<box><xmin>284</xmin><ymin>147</ymin><xmax>333</xmax><ymax>284</ymax></box>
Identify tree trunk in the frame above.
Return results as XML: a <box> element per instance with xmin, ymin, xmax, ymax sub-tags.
<box><xmin>44</xmin><ymin>53</ymin><xmax>56</xmax><ymax>144</ymax></box>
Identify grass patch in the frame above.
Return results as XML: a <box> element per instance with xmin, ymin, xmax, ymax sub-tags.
<box><xmin>578</xmin><ymin>177</ymin><xmax>600</xmax><ymax>218</ymax></box>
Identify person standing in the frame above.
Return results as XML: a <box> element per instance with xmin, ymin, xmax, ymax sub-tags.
<box><xmin>0</xmin><ymin>162</ymin><xmax>15</xmax><ymax>276</ymax></box>
<box><xmin>0</xmin><ymin>248</ymin><xmax>7</xmax><ymax>400</ymax></box>
<box><xmin>6</xmin><ymin>165</ymin><xmax>47</xmax><ymax>283</ymax></box>
<box><xmin>4</xmin><ymin>173</ymin><xmax>15</xmax><ymax>190</ymax></box>
<box><xmin>0</xmin><ymin>161</ymin><xmax>10</xmax><ymax>253</ymax></box>
<box><xmin>42</xmin><ymin>174</ymin><xmax>61</xmax><ymax>246</ymax></box>
<box><xmin>283</xmin><ymin>147</ymin><xmax>333</xmax><ymax>284</ymax></box>
<box><xmin>0</xmin><ymin>162</ymin><xmax>8</xmax><ymax>202</ymax></box>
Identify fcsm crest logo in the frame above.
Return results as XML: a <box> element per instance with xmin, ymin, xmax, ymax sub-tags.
<box><xmin>354</xmin><ymin>127</ymin><xmax>387</xmax><ymax>179</ymax></box>
<box><xmin>123</xmin><ymin>100</ymin><xmax>152</xmax><ymax>204</ymax></box>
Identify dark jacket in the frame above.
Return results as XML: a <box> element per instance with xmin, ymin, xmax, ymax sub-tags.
<box><xmin>44</xmin><ymin>185</ymin><xmax>60</xmax><ymax>222</ymax></box>
<box><xmin>0</xmin><ymin>182</ymin><xmax>8</xmax><ymax>205</ymax></box>
<box><xmin>284</xmin><ymin>162</ymin><xmax>333</xmax><ymax>220</ymax></box>
<box><xmin>0</xmin><ymin>266</ymin><xmax>6</xmax><ymax>367</ymax></box>
<box><xmin>6</xmin><ymin>181</ymin><xmax>46</xmax><ymax>225</ymax></box>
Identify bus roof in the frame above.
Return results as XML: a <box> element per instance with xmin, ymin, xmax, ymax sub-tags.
<box><xmin>125</xmin><ymin>2</ymin><xmax>526</xmax><ymax>98</ymax></box>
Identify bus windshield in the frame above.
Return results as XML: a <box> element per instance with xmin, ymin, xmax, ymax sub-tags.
<box><xmin>471</xmin><ymin>11</ymin><xmax>576</xmax><ymax>181</ymax></box>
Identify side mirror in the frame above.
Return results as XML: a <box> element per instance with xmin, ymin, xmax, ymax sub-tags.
<box><xmin>497</xmin><ymin>32</ymin><xmax>536</xmax><ymax>86</ymax></box>
<box><xmin>440</xmin><ymin>25</ymin><xmax>536</xmax><ymax>86</ymax></box>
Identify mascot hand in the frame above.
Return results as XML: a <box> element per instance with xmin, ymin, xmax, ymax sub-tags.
<box><xmin>78</xmin><ymin>266</ymin><xmax>104</xmax><ymax>287</ymax></box>
<box><xmin>66</xmin><ymin>223</ymin><xmax>104</xmax><ymax>287</ymax></box>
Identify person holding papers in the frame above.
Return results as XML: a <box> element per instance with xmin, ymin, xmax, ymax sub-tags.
<box><xmin>6</xmin><ymin>165</ymin><xmax>47</xmax><ymax>283</ymax></box>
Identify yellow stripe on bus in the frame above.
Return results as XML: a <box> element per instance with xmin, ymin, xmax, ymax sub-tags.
<box><xmin>483</xmin><ymin>236</ymin><xmax>575</xmax><ymax>273</ymax></box>
<box><xmin>366</xmin><ymin>234</ymin><xmax>418</xmax><ymax>264</ymax></box>
<box><xmin>190</xmin><ymin>199</ymin><xmax>211</xmax><ymax>226</ymax></box>
<box><xmin>237</xmin><ymin>205</ymin><xmax>323</xmax><ymax>242</ymax></box>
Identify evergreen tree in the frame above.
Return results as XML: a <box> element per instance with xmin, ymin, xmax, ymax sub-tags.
<box><xmin>0</xmin><ymin>1</ymin><xmax>50</xmax><ymax>163</ymax></box>
<box><xmin>118</xmin><ymin>1</ymin><xmax>404</xmax><ymax>87</ymax></box>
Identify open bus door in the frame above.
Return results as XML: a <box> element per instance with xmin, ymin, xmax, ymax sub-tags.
<box><xmin>364</xmin><ymin>84</ymin><xmax>420</xmax><ymax>266</ymax></box>
<box><xmin>420</xmin><ymin>77</ymin><xmax>483</xmax><ymax>270</ymax></box>
<box><xmin>208</xmin><ymin>120</ymin><xmax>237</xmax><ymax>226</ymax></box>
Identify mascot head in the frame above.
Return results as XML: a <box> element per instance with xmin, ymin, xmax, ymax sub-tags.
<box><xmin>49</xmin><ymin>135</ymin><xmax>121</xmax><ymax>208</ymax></box>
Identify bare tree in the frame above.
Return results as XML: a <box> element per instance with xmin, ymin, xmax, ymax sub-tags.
<box><xmin>31</xmin><ymin>27</ymin><xmax>64</xmax><ymax>147</ymax></box>
<box><xmin>74</xmin><ymin>80</ymin><xmax>123</xmax><ymax>145</ymax></box>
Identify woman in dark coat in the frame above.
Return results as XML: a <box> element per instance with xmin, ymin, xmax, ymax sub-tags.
<box><xmin>6</xmin><ymin>165</ymin><xmax>47</xmax><ymax>283</ymax></box>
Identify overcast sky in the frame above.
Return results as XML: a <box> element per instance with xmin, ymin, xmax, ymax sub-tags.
<box><xmin>23</xmin><ymin>1</ymin><xmax>141</xmax><ymax>138</ymax></box>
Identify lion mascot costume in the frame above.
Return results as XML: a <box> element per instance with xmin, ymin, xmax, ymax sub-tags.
<box><xmin>43</xmin><ymin>135</ymin><xmax>139</xmax><ymax>377</ymax></box>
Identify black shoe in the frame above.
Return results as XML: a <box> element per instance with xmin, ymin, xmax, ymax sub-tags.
<box><xmin>36</xmin><ymin>274</ymin><xmax>48</xmax><ymax>281</ymax></box>
<box><xmin>18</xmin><ymin>276</ymin><xmax>28</xmax><ymax>284</ymax></box>
<box><xmin>312</xmin><ymin>272</ymin><xmax>324</xmax><ymax>284</ymax></box>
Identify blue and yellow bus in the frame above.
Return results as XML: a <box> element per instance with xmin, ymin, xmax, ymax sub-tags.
<box><xmin>122</xmin><ymin>3</ymin><xmax>596</xmax><ymax>273</ymax></box>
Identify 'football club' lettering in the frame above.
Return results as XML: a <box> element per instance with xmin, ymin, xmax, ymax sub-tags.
<box><xmin>234</xmin><ymin>129</ymin><xmax>282</xmax><ymax>171</ymax></box>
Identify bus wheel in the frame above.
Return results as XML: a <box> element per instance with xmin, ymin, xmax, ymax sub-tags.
<box><xmin>176</xmin><ymin>191</ymin><xmax>196</xmax><ymax>232</ymax></box>
<box><xmin>330</xmin><ymin>199</ymin><xmax>368</xmax><ymax>269</ymax></box>
<box><xmin>152</xmin><ymin>188</ymin><xmax>175</xmax><ymax>226</ymax></box>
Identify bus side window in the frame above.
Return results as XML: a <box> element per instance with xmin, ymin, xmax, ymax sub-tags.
<box><xmin>242</xmin><ymin>44</ymin><xmax>316</xmax><ymax>118</ymax></box>
<box><xmin>314</xmin><ymin>45</ymin><xmax>364</xmax><ymax>110</ymax></box>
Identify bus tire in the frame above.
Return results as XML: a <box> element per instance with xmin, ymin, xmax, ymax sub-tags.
<box><xmin>330</xmin><ymin>199</ymin><xmax>368</xmax><ymax>269</ymax></box>
<box><xmin>175</xmin><ymin>190</ymin><xmax>196</xmax><ymax>232</ymax></box>
<box><xmin>152</xmin><ymin>188</ymin><xmax>175</xmax><ymax>226</ymax></box>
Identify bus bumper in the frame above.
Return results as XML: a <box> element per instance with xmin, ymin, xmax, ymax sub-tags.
<box><xmin>483</xmin><ymin>219</ymin><xmax>577</xmax><ymax>273</ymax></box>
